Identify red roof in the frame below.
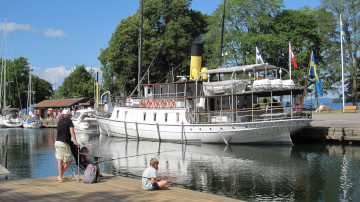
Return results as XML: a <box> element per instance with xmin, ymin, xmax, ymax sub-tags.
<box><xmin>34</xmin><ymin>98</ymin><xmax>87</xmax><ymax>108</ymax></box>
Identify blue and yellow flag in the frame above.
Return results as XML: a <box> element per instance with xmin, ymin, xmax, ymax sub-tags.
<box><xmin>340</xmin><ymin>15</ymin><xmax>346</xmax><ymax>43</ymax></box>
<box><xmin>309</xmin><ymin>53</ymin><xmax>323</xmax><ymax>96</ymax></box>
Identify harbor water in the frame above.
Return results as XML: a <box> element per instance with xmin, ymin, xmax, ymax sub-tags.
<box><xmin>1</xmin><ymin>128</ymin><xmax>360</xmax><ymax>201</ymax></box>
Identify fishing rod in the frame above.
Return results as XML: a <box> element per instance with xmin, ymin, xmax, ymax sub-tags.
<box><xmin>86</xmin><ymin>149</ymin><xmax>180</xmax><ymax>164</ymax></box>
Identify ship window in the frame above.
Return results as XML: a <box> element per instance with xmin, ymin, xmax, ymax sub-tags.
<box><xmin>148</xmin><ymin>88</ymin><xmax>151</xmax><ymax>94</ymax></box>
<box><xmin>164</xmin><ymin>113</ymin><xmax>168</xmax><ymax>122</ymax></box>
<box><xmin>153</xmin><ymin>113</ymin><xmax>157</xmax><ymax>121</ymax></box>
<box><xmin>143</xmin><ymin>112</ymin><xmax>146</xmax><ymax>121</ymax></box>
<box><xmin>116</xmin><ymin>110</ymin><xmax>120</xmax><ymax>118</ymax></box>
<box><xmin>176</xmin><ymin>113</ymin><xmax>180</xmax><ymax>122</ymax></box>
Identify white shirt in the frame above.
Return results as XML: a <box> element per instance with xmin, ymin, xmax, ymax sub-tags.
<box><xmin>142</xmin><ymin>167</ymin><xmax>157</xmax><ymax>190</ymax></box>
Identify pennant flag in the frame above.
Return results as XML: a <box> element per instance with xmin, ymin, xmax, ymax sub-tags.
<box><xmin>256</xmin><ymin>46</ymin><xmax>264</xmax><ymax>64</ymax></box>
<box><xmin>309</xmin><ymin>53</ymin><xmax>323</xmax><ymax>96</ymax></box>
<box><xmin>340</xmin><ymin>15</ymin><xmax>346</xmax><ymax>43</ymax></box>
<box><xmin>289</xmin><ymin>43</ymin><xmax>298</xmax><ymax>68</ymax></box>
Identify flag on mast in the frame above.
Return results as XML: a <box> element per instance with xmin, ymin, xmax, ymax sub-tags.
<box><xmin>256</xmin><ymin>46</ymin><xmax>264</xmax><ymax>64</ymax></box>
<box><xmin>340</xmin><ymin>15</ymin><xmax>346</xmax><ymax>43</ymax></box>
<box><xmin>289</xmin><ymin>43</ymin><xmax>298</xmax><ymax>68</ymax></box>
<box><xmin>309</xmin><ymin>52</ymin><xmax>323</xmax><ymax>96</ymax></box>
<box><xmin>340</xmin><ymin>14</ymin><xmax>345</xmax><ymax>108</ymax></box>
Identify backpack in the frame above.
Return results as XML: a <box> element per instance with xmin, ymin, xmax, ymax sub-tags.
<box><xmin>83</xmin><ymin>163</ymin><xmax>99</xmax><ymax>183</ymax></box>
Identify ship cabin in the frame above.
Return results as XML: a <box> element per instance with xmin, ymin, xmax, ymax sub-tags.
<box><xmin>119</xmin><ymin>64</ymin><xmax>311</xmax><ymax>124</ymax></box>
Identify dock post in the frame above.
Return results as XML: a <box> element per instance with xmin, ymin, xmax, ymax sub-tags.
<box><xmin>181</xmin><ymin>121</ymin><xmax>184</xmax><ymax>144</ymax></box>
<box><xmin>218</xmin><ymin>130</ymin><xmax>229</xmax><ymax>146</ymax></box>
<box><xmin>124</xmin><ymin>122</ymin><xmax>128</xmax><ymax>139</ymax></box>
<box><xmin>156</xmin><ymin>123</ymin><xmax>161</xmax><ymax>142</ymax></box>
<box><xmin>135</xmin><ymin>122</ymin><xmax>139</xmax><ymax>140</ymax></box>
<box><xmin>4</xmin><ymin>135</ymin><xmax>8</xmax><ymax>169</ymax></box>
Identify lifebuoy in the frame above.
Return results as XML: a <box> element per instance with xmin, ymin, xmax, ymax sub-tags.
<box><xmin>153</xmin><ymin>99</ymin><xmax>159</xmax><ymax>108</ymax></box>
<box><xmin>169</xmin><ymin>99</ymin><xmax>175</xmax><ymax>108</ymax></box>
<box><xmin>146</xmin><ymin>100</ymin><xmax>152</xmax><ymax>108</ymax></box>
<box><xmin>161</xmin><ymin>99</ymin><xmax>167</xmax><ymax>108</ymax></box>
<box><xmin>140</xmin><ymin>99</ymin><xmax>146</xmax><ymax>108</ymax></box>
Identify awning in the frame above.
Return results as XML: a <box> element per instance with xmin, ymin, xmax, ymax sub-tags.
<box><xmin>198</xmin><ymin>64</ymin><xmax>278</xmax><ymax>75</ymax></box>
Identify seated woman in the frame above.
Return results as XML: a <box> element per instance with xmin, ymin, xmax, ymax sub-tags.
<box><xmin>80</xmin><ymin>147</ymin><xmax>102</xmax><ymax>177</ymax></box>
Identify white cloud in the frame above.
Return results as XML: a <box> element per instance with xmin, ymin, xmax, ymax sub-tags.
<box><xmin>0</xmin><ymin>22</ymin><xmax>34</xmax><ymax>33</ymax></box>
<box><xmin>32</xmin><ymin>66</ymin><xmax>72</xmax><ymax>88</ymax></box>
<box><xmin>44</xmin><ymin>28</ymin><xmax>68</xmax><ymax>37</ymax></box>
<box><xmin>32</xmin><ymin>65</ymin><xmax>102</xmax><ymax>89</ymax></box>
<box><xmin>0</xmin><ymin>22</ymin><xmax>67</xmax><ymax>37</ymax></box>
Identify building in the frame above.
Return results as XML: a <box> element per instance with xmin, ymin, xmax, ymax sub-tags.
<box><xmin>33</xmin><ymin>98</ymin><xmax>91</xmax><ymax>119</ymax></box>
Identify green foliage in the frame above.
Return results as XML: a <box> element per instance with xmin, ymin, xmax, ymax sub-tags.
<box><xmin>57</xmin><ymin>65</ymin><xmax>95</xmax><ymax>99</ymax></box>
<box><xmin>203</xmin><ymin>0</ymin><xmax>284</xmax><ymax>68</ymax></box>
<box><xmin>98</xmin><ymin>0</ymin><xmax>208</xmax><ymax>95</ymax></box>
<box><xmin>321</xmin><ymin>0</ymin><xmax>360</xmax><ymax>105</ymax></box>
<box><xmin>0</xmin><ymin>57</ymin><xmax>53</xmax><ymax>109</ymax></box>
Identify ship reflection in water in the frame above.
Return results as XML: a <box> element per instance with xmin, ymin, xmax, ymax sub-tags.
<box><xmin>1</xmin><ymin>128</ymin><xmax>360</xmax><ymax>201</ymax></box>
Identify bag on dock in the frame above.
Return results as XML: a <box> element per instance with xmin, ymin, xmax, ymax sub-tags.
<box><xmin>83</xmin><ymin>163</ymin><xmax>98</xmax><ymax>183</ymax></box>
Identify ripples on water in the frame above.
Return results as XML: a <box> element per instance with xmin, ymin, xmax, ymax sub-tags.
<box><xmin>1</xmin><ymin>128</ymin><xmax>360</xmax><ymax>201</ymax></box>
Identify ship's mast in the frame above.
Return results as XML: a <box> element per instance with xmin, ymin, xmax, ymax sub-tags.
<box><xmin>3</xmin><ymin>17</ymin><xmax>7</xmax><ymax>109</ymax></box>
<box><xmin>137</xmin><ymin>0</ymin><xmax>144</xmax><ymax>96</ymax></box>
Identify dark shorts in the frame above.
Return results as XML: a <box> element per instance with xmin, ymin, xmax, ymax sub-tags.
<box><xmin>150</xmin><ymin>182</ymin><xmax>160</xmax><ymax>190</ymax></box>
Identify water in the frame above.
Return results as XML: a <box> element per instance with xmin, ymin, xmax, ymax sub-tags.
<box><xmin>1</xmin><ymin>128</ymin><xmax>360</xmax><ymax>201</ymax></box>
<box><xmin>305</xmin><ymin>97</ymin><xmax>360</xmax><ymax>110</ymax></box>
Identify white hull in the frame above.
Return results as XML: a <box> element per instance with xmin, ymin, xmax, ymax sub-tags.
<box><xmin>3</xmin><ymin>118</ymin><xmax>23</xmax><ymax>128</ymax></box>
<box><xmin>23</xmin><ymin>122</ymin><xmax>42</xmax><ymax>129</ymax></box>
<box><xmin>97</xmin><ymin>107</ymin><xmax>311</xmax><ymax>144</ymax></box>
<box><xmin>73</xmin><ymin>119</ymin><xmax>98</xmax><ymax>133</ymax></box>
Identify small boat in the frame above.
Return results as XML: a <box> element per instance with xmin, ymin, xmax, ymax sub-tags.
<box><xmin>23</xmin><ymin>112</ymin><xmax>42</xmax><ymax>129</ymax></box>
<box><xmin>71</xmin><ymin>108</ymin><xmax>98</xmax><ymax>133</ymax></box>
<box><xmin>3</xmin><ymin>108</ymin><xmax>23</xmax><ymax>128</ymax></box>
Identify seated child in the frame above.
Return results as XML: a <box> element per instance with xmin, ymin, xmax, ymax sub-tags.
<box><xmin>80</xmin><ymin>147</ymin><xmax>102</xmax><ymax>177</ymax></box>
<box><xmin>142</xmin><ymin>158</ymin><xmax>168</xmax><ymax>191</ymax></box>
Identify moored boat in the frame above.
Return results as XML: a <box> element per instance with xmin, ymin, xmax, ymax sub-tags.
<box><xmin>3</xmin><ymin>108</ymin><xmax>23</xmax><ymax>128</ymax></box>
<box><xmin>97</xmin><ymin>61</ymin><xmax>312</xmax><ymax>144</ymax></box>
<box><xmin>71</xmin><ymin>108</ymin><xmax>98</xmax><ymax>133</ymax></box>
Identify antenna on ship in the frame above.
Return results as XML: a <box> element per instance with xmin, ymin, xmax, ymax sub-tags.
<box><xmin>218</xmin><ymin>0</ymin><xmax>226</xmax><ymax>69</ymax></box>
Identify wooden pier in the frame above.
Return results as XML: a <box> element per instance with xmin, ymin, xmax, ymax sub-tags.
<box><xmin>292</xmin><ymin>112</ymin><xmax>360</xmax><ymax>144</ymax></box>
<box><xmin>0</xmin><ymin>174</ymin><xmax>241</xmax><ymax>201</ymax></box>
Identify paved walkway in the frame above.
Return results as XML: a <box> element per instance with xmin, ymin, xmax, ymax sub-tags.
<box><xmin>311</xmin><ymin>112</ymin><xmax>360</xmax><ymax>128</ymax></box>
<box><xmin>0</xmin><ymin>174</ymin><xmax>240</xmax><ymax>201</ymax></box>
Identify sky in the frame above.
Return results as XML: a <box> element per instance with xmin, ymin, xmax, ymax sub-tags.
<box><xmin>0</xmin><ymin>0</ymin><xmax>321</xmax><ymax>89</ymax></box>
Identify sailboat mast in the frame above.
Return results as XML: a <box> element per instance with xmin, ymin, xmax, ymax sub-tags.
<box><xmin>137</xmin><ymin>0</ymin><xmax>144</xmax><ymax>96</ymax></box>
<box><xmin>3</xmin><ymin>17</ymin><xmax>6</xmax><ymax>109</ymax></box>
<box><xmin>30</xmin><ymin>65</ymin><xmax>32</xmax><ymax>112</ymax></box>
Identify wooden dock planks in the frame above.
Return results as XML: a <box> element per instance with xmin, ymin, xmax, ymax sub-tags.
<box><xmin>0</xmin><ymin>174</ymin><xmax>241</xmax><ymax>201</ymax></box>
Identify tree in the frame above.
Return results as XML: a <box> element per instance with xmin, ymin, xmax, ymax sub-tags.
<box><xmin>0</xmin><ymin>57</ymin><xmax>53</xmax><ymax>109</ymax></box>
<box><xmin>57</xmin><ymin>65</ymin><xmax>95</xmax><ymax>99</ymax></box>
<box><xmin>203</xmin><ymin>0</ymin><xmax>284</xmax><ymax>68</ymax></box>
<box><xmin>321</xmin><ymin>0</ymin><xmax>360</xmax><ymax>106</ymax></box>
<box><xmin>98</xmin><ymin>0</ymin><xmax>208</xmax><ymax>95</ymax></box>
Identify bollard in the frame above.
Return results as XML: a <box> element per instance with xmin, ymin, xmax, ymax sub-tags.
<box><xmin>4</xmin><ymin>134</ymin><xmax>8</xmax><ymax>169</ymax></box>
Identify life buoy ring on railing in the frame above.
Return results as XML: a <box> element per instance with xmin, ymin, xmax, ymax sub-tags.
<box><xmin>146</xmin><ymin>100</ymin><xmax>152</xmax><ymax>108</ymax></box>
<box><xmin>140</xmin><ymin>99</ymin><xmax>146</xmax><ymax>108</ymax></box>
<box><xmin>153</xmin><ymin>99</ymin><xmax>159</xmax><ymax>108</ymax></box>
<box><xmin>161</xmin><ymin>99</ymin><xmax>167</xmax><ymax>108</ymax></box>
<box><xmin>169</xmin><ymin>99</ymin><xmax>175</xmax><ymax>108</ymax></box>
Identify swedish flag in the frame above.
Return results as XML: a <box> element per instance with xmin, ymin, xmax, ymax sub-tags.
<box><xmin>309</xmin><ymin>53</ymin><xmax>323</xmax><ymax>96</ymax></box>
<box><xmin>341</xmin><ymin>16</ymin><xmax>346</xmax><ymax>43</ymax></box>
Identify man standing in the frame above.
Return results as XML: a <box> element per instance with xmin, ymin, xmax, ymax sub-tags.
<box><xmin>55</xmin><ymin>109</ymin><xmax>80</xmax><ymax>182</ymax></box>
